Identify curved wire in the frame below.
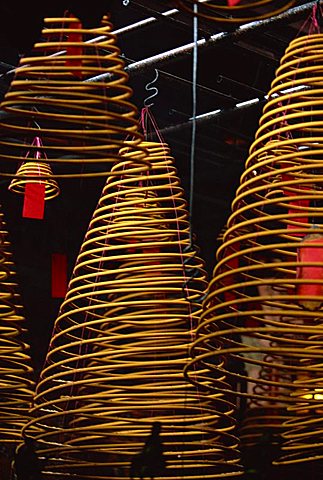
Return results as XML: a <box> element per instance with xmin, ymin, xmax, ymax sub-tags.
<box><xmin>183</xmin><ymin>32</ymin><xmax>323</xmax><ymax>470</ymax></box>
<box><xmin>143</xmin><ymin>69</ymin><xmax>159</xmax><ymax>108</ymax></box>
<box><xmin>0</xmin><ymin>15</ymin><xmax>149</xmax><ymax>180</ymax></box>
<box><xmin>175</xmin><ymin>0</ymin><xmax>296</xmax><ymax>24</ymax></box>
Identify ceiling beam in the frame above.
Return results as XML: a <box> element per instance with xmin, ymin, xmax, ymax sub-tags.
<box><xmin>87</xmin><ymin>1</ymin><xmax>318</xmax><ymax>82</ymax></box>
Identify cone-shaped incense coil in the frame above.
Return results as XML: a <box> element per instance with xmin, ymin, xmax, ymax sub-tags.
<box><xmin>0</xmin><ymin>15</ymin><xmax>148</xmax><ymax>180</ymax></box>
<box><xmin>0</xmin><ymin>209</ymin><xmax>35</xmax><ymax>449</ymax></box>
<box><xmin>9</xmin><ymin>136</ymin><xmax>60</xmax><ymax>200</ymax></box>
<box><xmin>175</xmin><ymin>0</ymin><xmax>295</xmax><ymax>24</ymax></box>
<box><xmin>24</xmin><ymin>141</ymin><xmax>242</xmax><ymax>479</ymax></box>
<box><xmin>183</xmin><ymin>33</ymin><xmax>323</xmax><ymax>468</ymax></box>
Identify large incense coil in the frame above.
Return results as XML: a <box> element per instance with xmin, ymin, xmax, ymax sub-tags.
<box><xmin>175</xmin><ymin>0</ymin><xmax>296</xmax><ymax>24</ymax></box>
<box><xmin>0</xmin><ymin>15</ymin><xmax>148</xmax><ymax>180</ymax></box>
<box><xmin>183</xmin><ymin>33</ymin><xmax>323</xmax><ymax>469</ymax></box>
<box><xmin>24</xmin><ymin>141</ymin><xmax>242</xmax><ymax>479</ymax></box>
<box><xmin>0</xmin><ymin>209</ymin><xmax>35</xmax><ymax>450</ymax></box>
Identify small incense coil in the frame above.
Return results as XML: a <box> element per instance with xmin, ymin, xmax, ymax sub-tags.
<box><xmin>175</xmin><ymin>0</ymin><xmax>296</xmax><ymax>24</ymax></box>
<box><xmin>0</xmin><ymin>210</ymin><xmax>35</xmax><ymax>449</ymax></box>
<box><xmin>23</xmin><ymin>141</ymin><xmax>243</xmax><ymax>479</ymax></box>
<box><xmin>8</xmin><ymin>136</ymin><xmax>60</xmax><ymax>200</ymax></box>
<box><xmin>9</xmin><ymin>162</ymin><xmax>60</xmax><ymax>200</ymax></box>
<box><xmin>183</xmin><ymin>33</ymin><xmax>323</xmax><ymax>469</ymax></box>
<box><xmin>0</xmin><ymin>15</ymin><xmax>148</xmax><ymax>180</ymax></box>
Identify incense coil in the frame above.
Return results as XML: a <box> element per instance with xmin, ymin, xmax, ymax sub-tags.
<box><xmin>8</xmin><ymin>161</ymin><xmax>60</xmax><ymax>200</ymax></box>
<box><xmin>23</xmin><ymin>141</ymin><xmax>243</xmax><ymax>479</ymax></box>
<box><xmin>0</xmin><ymin>15</ymin><xmax>148</xmax><ymax>180</ymax></box>
<box><xmin>175</xmin><ymin>0</ymin><xmax>296</xmax><ymax>24</ymax></box>
<box><xmin>183</xmin><ymin>33</ymin><xmax>323</xmax><ymax>468</ymax></box>
<box><xmin>0</xmin><ymin>209</ymin><xmax>35</xmax><ymax>452</ymax></box>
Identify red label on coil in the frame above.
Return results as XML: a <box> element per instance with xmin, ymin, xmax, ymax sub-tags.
<box><xmin>23</xmin><ymin>183</ymin><xmax>45</xmax><ymax>219</ymax></box>
<box><xmin>297</xmin><ymin>234</ymin><xmax>323</xmax><ymax>310</ymax></box>
<box><xmin>66</xmin><ymin>15</ymin><xmax>83</xmax><ymax>78</ymax></box>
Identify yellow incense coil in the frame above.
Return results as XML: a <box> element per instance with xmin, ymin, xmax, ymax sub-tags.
<box><xmin>0</xmin><ymin>210</ymin><xmax>35</xmax><ymax>450</ymax></box>
<box><xmin>23</xmin><ymin>141</ymin><xmax>243</xmax><ymax>479</ymax></box>
<box><xmin>183</xmin><ymin>33</ymin><xmax>323</xmax><ymax>469</ymax></box>
<box><xmin>8</xmin><ymin>161</ymin><xmax>60</xmax><ymax>200</ymax></box>
<box><xmin>0</xmin><ymin>15</ymin><xmax>148</xmax><ymax>181</ymax></box>
<box><xmin>175</xmin><ymin>0</ymin><xmax>296</xmax><ymax>24</ymax></box>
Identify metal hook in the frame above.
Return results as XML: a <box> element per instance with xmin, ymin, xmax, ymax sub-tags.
<box><xmin>144</xmin><ymin>69</ymin><xmax>159</xmax><ymax>108</ymax></box>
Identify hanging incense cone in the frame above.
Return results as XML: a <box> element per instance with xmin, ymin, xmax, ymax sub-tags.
<box><xmin>9</xmin><ymin>136</ymin><xmax>60</xmax><ymax>201</ymax></box>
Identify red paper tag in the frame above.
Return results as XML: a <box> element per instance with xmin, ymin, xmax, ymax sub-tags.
<box><xmin>227</xmin><ymin>0</ymin><xmax>241</xmax><ymax>5</ymax></box>
<box><xmin>51</xmin><ymin>253</ymin><xmax>68</xmax><ymax>298</ymax></box>
<box><xmin>66</xmin><ymin>15</ymin><xmax>83</xmax><ymax>79</ymax></box>
<box><xmin>297</xmin><ymin>234</ymin><xmax>323</xmax><ymax>310</ymax></box>
<box><xmin>23</xmin><ymin>183</ymin><xmax>45</xmax><ymax>219</ymax></box>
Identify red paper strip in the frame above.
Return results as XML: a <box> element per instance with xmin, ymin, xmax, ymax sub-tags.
<box><xmin>51</xmin><ymin>253</ymin><xmax>68</xmax><ymax>298</ymax></box>
<box><xmin>66</xmin><ymin>15</ymin><xmax>83</xmax><ymax>78</ymax></box>
<box><xmin>297</xmin><ymin>234</ymin><xmax>323</xmax><ymax>310</ymax></box>
<box><xmin>22</xmin><ymin>183</ymin><xmax>45</xmax><ymax>219</ymax></box>
<box><xmin>227</xmin><ymin>0</ymin><xmax>241</xmax><ymax>5</ymax></box>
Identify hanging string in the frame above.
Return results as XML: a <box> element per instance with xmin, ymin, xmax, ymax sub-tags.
<box><xmin>189</xmin><ymin>3</ymin><xmax>198</xmax><ymax>248</ymax></box>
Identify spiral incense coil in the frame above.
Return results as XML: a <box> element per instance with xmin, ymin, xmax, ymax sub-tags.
<box><xmin>0</xmin><ymin>209</ymin><xmax>35</xmax><ymax>451</ymax></box>
<box><xmin>184</xmin><ymin>32</ymin><xmax>323</xmax><ymax>469</ymax></box>
<box><xmin>175</xmin><ymin>0</ymin><xmax>296</xmax><ymax>24</ymax></box>
<box><xmin>23</xmin><ymin>141</ymin><xmax>243</xmax><ymax>479</ymax></box>
<box><xmin>0</xmin><ymin>15</ymin><xmax>149</xmax><ymax>180</ymax></box>
<box><xmin>8</xmin><ymin>135</ymin><xmax>60</xmax><ymax>200</ymax></box>
<box><xmin>9</xmin><ymin>162</ymin><xmax>60</xmax><ymax>200</ymax></box>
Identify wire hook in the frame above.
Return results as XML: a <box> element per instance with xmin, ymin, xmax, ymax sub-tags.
<box><xmin>144</xmin><ymin>69</ymin><xmax>159</xmax><ymax>108</ymax></box>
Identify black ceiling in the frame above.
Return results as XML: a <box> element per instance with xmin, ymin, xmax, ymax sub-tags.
<box><xmin>0</xmin><ymin>0</ymin><xmax>317</xmax><ymax>368</ymax></box>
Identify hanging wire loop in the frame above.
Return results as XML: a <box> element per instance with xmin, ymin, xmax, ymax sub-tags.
<box><xmin>144</xmin><ymin>69</ymin><xmax>159</xmax><ymax>108</ymax></box>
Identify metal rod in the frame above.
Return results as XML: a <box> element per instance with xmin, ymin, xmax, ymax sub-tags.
<box><xmin>157</xmin><ymin>97</ymin><xmax>265</xmax><ymax>137</ymax></box>
<box><xmin>113</xmin><ymin>7</ymin><xmax>179</xmax><ymax>36</ymax></box>
<box><xmin>158</xmin><ymin>84</ymin><xmax>310</xmax><ymax>136</ymax></box>
<box><xmin>87</xmin><ymin>1</ymin><xmax>318</xmax><ymax>82</ymax></box>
